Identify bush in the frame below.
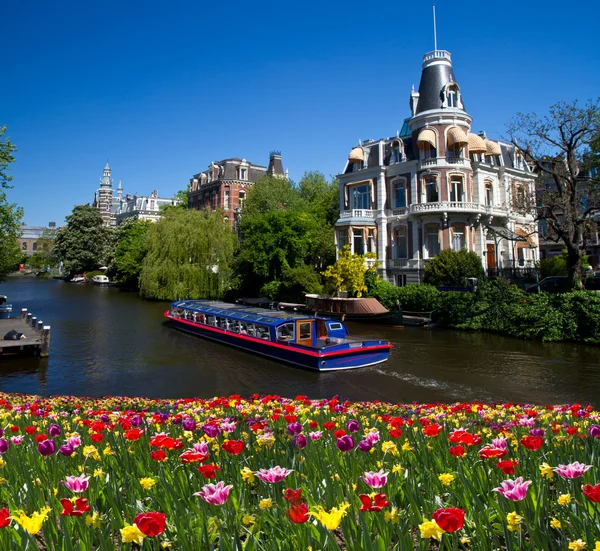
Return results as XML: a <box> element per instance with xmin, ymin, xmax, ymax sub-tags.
<box><xmin>551</xmin><ymin>291</ymin><xmax>600</xmax><ymax>344</ymax></box>
<box><xmin>396</xmin><ymin>284</ymin><xmax>441</xmax><ymax>313</ymax></box>
<box><xmin>423</xmin><ymin>249</ymin><xmax>485</xmax><ymax>287</ymax></box>
<box><xmin>505</xmin><ymin>294</ymin><xmax>565</xmax><ymax>341</ymax></box>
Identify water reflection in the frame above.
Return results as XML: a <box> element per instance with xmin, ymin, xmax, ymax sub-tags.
<box><xmin>0</xmin><ymin>277</ymin><xmax>599</xmax><ymax>406</ymax></box>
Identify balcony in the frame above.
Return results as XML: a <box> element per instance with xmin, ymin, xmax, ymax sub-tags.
<box><xmin>410</xmin><ymin>202</ymin><xmax>486</xmax><ymax>215</ymax></box>
<box><xmin>339</xmin><ymin>209</ymin><xmax>374</xmax><ymax>219</ymax></box>
<box><xmin>420</xmin><ymin>158</ymin><xmax>438</xmax><ymax>168</ymax></box>
<box><xmin>446</xmin><ymin>156</ymin><xmax>469</xmax><ymax>166</ymax></box>
<box><xmin>389</xmin><ymin>259</ymin><xmax>426</xmax><ymax>269</ymax></box>
<box><xmin>485</xmin><ymin>205</ymin><xmax>509</xmax><ymax>217</ymax></box>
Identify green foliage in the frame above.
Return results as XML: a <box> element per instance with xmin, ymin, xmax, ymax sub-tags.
<box><xmin>235</xmin><ymin>173</ymin><xmax>336</xmax><ymax>297</ymax></box>
<box><xmin>139</xmin><ymin>209</ymin><xmax>235</xmax><ymax>300</ymax></box>
<box><xmin>110</xmin><ymin>219</ymin><xmax>152</xmax><ymax>290</ymax></box>
<box><xmin>322</xmin><ymin>246</ymin><xmax>376</xmax><ymax>298</ymax></box>
<box><xmin>160</xmin><ymin>189</ymin><xmax>189</xmax><ymax>213</ymax></box>
<box><xmin>396</xmin><ymin>284</ymin><xmax>442</xmax><ymax>313</ymax></box>
<box><xmin>53</xmin><ymin>205</ymin><xmax>116</xmax><ymax>275</ymax></box>
<box><xmin>423</xmin><ymin>249</ymin><xmax>485</xmax><ymax>287</ymax></box>
<box><xmin>537</xmin><ymin>249</ymin><xmax>590</xmax><ymax>280</ymax></box>
<box><xmin>0</xmin><ymin>126</ymin><xmax>23</xmax><ymax>280</ymax></box>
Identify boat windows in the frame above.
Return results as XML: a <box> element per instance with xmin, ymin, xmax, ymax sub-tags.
<box><xmin>299</xmin><ymin>322</ymin><xmax>311</xmax><ymax>340</ymax></box>
<box><xmin>276</xmin><ymin>323</ymin><xmax>295</xmax><ymax>341</ymax></box>
<box><xmin>255</xmin><ymin>325</ymin><xmax>270</xmax><ymax>340</ymax></box>
<box><xmin>328</xmin><ymin>323</ymin><xmax>343</xmax><ymax>331</ymax></box>
<box><xmin>206</xmin><ymin>316</ymin><xmax>216</xmax><ymax>326</ymax></box>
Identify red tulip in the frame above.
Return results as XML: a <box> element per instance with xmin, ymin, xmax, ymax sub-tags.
<box><xmin>496</xmin><ymin>460</ymin><xmax>519</xmax><ymax>475</ymax></box>
<box><xmin>222</xmin><ymin>440</ymin><xmax>245</xmax><ymax>455</ymax></box>
<box><xmin>449</xmin><ymin>445</ymin><xmax>466</xmax><ymax>457</ymax></box>
<box><xmin>432</xmin><ymin>507</ymin><xmax>465</xmax><ymax>532</ymax></box>
<box><xmin>479</xmin><ymin>446</ymin><xmax>508</xmax><ymax>459</ymax></box>
<box><xmin>180</xmin><ymin>451</ymin><xmax>209</xmax><ymax>464</ymax></box>
<box><xmin>60</xmin><ymin>498</ymin><xmax>90</xmax><ymax>516</ymax></box>
<box><xmin>134</xmin><ymin>512</ymin><xmax>166</xmax><ymax>537</ymax></box>
<box><xmin>287</xmin><ymin>503</ymin><xmax>309</xmax><ymax>523</ymax></box>
<box><xmin>0</xmin><ymin>508</ymin><xmax>9</xmax><ymax>527</ymax></box>
<box><xmin>283</xmin><ymin>488</ymin><xmax>303</xmax><ymax>505</ymax></box>
<box><xmin>150</xmin><ymin>450</ymin><xmax>167</xmax><ymax>462</ymax></box>
<box><xmin>389</xmin><ymin>429</ymin><xmax>403</xmax><ymax>439</ymax></box>
<box><xmin>124</xmin><ymin>428</ymin><xmax>144</xmax><ymax>441</ymax></box>
<box><xmin>583</xmin><ymin>484</ymin><xmax>600</xmax><ymax>503</ymax></box>
<box><xmin>423</xmin><ymin>424</ymin><xmax>442</xmax><ymax>437</ymax></box>
<box><xmin>197</xmin><ymin>465</ymin><xmax>220</xmax><ymax>479</ymax></box>
<box><xmin>90</xmin><ymin>433</ymin><xmax>104</xmax><ymax>443</ymax></box>
<box><xmin>359</xmin><ymin>493</ymin><xmax>389</xmax><ymax>512</ymax></box>
<box><xmin>520</xmin><ymin>436</ymin><xmax>544</xmax><ymax>451</ymax></box>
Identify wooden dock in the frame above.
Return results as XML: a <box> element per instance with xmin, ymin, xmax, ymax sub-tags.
<box><xmin>0</xmin><ymin>309</ymin><xmax>50</xmax><ymax>357</ymax></box>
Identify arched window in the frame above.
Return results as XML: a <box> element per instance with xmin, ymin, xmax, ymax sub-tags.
<box><xmin>425</xmin><ymin>176</ymin><xmax>439</xmax><ymax>203</ymax></box>
<box><xmin>239</xmin><ymin>190</ymin><xmax>246</xmax><ymax>207</ymax></box>
<box><xmin>449</xmin><ymin>175</ymin><xmax>464</xmax><ymax>203</ymax></box>
<box><xmin>391</xmin><ymin>140</ymin><xmax>402</xmax><ymax>164</ymax></box>
<box><xmin>395</xmin><ymin>227</ymin><xmax>408</xmax><ymax>259</ymax></box>
<box><xmin>485</xmin><ymin>181</ymin><xmax>494</xmax><ymax>206</ymax></box>
<box><xmin>350</xmin><ymin>184</ymin><xmax>371</xmax><ymax>210</ymax></box>
<box><xmin>394</xmin><ymin>180</ymin><xmax>407</xmax><ymax>209</ymax></box>
<box><xmin>425</xmin><ymin>224</ymin><xmax>440</xmax><ymax>257</ymax></box>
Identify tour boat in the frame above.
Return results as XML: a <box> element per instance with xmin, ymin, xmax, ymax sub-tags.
<box><xmin>304</xmin><ymin>295</ymin><xmax>404</xmax><ymax>325</ymax></box>
<box><xmin>164</xmin><ymin>300</ymin><xmax>392</xmax><ymax>371</ymax></box>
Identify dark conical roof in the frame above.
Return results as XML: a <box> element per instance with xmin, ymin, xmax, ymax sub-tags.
<box><xmin>415</xmin><ymin>50</ymin><xmax>465</xmax><ymax>115</ymax></box>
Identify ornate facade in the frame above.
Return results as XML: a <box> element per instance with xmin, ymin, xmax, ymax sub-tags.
<box><xmin>92</xmin><ymin>163</ymin><xmax>122</xmax><ymax>227</ymax></box>
<box><xmin>335</xmin><ymin>49</ymin><xmax>538</xmax><ymax>285</ymax></box>
<box><xmin>116</xmin><ymin>190</ymin><xmax>180</xmax><ymax>225</ymax></box>
<box><xmin>188</xmin><ymin>152</ymin><xmax>286</xmax><ymax>227</ymax></box>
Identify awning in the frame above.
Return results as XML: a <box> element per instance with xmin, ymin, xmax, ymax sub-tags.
<box><xmin>417</xmin><ymin>128</ymin><xmax>437</xmax><ymax>149</ymax></box>
<box><xmin>515</xmin><ymin>227</ymin><xmax>535</xmax><ymax>248</ymax></box>
<box><xmin>485</xmin><ymin>139</ymin><xmax>502</xmax><ymax>156</ymax></box>
<box><xmin>447</xmin><ymin>126</ymin><xmax>468</xmax><ymax>147</ymax></box>
<box><xmin>467</xmin><ymin>133</ymin><xmax>487</xmax><ymax>153</ymax></box>
<box><xmin>348</xmin><ymin>147</ymin><xmax>364</xmax><ymax>162</ymax></box>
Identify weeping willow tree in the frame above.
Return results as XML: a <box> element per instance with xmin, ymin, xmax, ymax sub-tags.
<box><xmin>139</xmin><ymin>209</ymin><xmax>235</xmax><ymax>300</ymax></box>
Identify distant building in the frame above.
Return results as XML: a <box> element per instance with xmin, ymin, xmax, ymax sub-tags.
<box><xmin>188</xmin><ymin>152</ymin><xmax>286</xmax><ymax>226</ymax></box>
<box><xmin>335</xmin><ymin>48</ymin><xmax>538</xmax><ymax>285</ymax></box>
<box><xmin>116</xmin><ymin>190</ymin><xmax>180</xmax><ymax>225</ymax></box>
<box><xmin>17</xmin><ymin>222</ymin><xmax>57</xmax><ymax>256</ymax></box>
<box><xmin>92</xmin><ymin>163</ymin><xmax>122</xmax><ymax>226</ymax></box>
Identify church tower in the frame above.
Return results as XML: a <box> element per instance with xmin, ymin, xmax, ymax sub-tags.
<box><xmin>94</xmin><ymin>163</ymin><xmax>116</xmax><ymax>226</ymax></box>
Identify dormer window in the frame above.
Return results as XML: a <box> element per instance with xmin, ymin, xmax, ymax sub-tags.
<box><xmin>442</xmin><ymin>84</ymin><xmax>462</xmax><ymax>109</ymax></box>
<box><xmin>391</xmin><ymin>140</ymin><xmax>402</xmax><ymax>164</ymax></box>
<box><xmin>447</xmin><ymin>88</ymin><xmax>458</xmax><ymax>107</ymax></box>
<box><xmin>239</xmin><ymin>167</ymin><xmax>247</xmax><ymax>180</ymax></box>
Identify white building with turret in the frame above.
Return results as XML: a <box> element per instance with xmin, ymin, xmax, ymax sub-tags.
<box><xmin>335</xmin><ymin>47</ymin><xmax>538</xmax><ymax>285</ymax></box>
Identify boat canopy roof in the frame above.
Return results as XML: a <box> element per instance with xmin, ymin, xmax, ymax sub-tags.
<box><xmin>305</xmin><ymin>295</ymin><xmax>389</xmax><ymax>314</ymax></box>
<box><xmin>172</xmin><ymin>300</ymin><xmax>317</xmax><ymax>328</ymax></box>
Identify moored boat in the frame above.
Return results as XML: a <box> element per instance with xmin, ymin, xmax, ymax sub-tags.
<box><xmin>164</xmin><ymin>300</ymin><xmax>392</xmax><ymax>371</ymax></box>
<box><xmin>69</xmin><ymin>274</ymin><xmax>86</xmax><ymax>283</ymax></box>
<box><xmin>0</xmin><ymin>295</ymin><xmax>12</xmax><ymax>319</ymax></box>
<box><xmin>304</xmin><ymin>294</ymin><xmax>403</xmax><ymax>325</ymax></box>
<box><xmin>92</xmin><ymin>275</ymin><xmax>110</xmax><ymax>286</ymax></box>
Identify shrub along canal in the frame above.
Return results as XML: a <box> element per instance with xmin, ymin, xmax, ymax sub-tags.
<box><xmin>0</xmin><ymin>277</ymin><xmax>599</xmax><ymax>406</ymax></box>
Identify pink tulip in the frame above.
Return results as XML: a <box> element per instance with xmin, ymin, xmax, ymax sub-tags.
<box><xmin>553</xmin><ymin>461</ymin><xmax>592</xmax><ymax>479</ymax></box>
<box><xmin>62</xmin><ymin>474</ymin><xmax>90</xmax><ymax>493</ymax></box>
<box><xmin>492</xmin><ymin>477</ymin><xmax>531</xmax><ymax>501</ymax></box>
<box><xmin>309</xmin><ymin>431</ymin><xmax>322</xmax><ymax>441</ymax></box>
<box><xmin>361</xmin><ymin>469</ymin><xmax>389</xmax><ymax>488</ymax></box>
<box><xmin>194</xmin><ymin>481</ymin><xmax>233</xmax><ymax>505</ymax></box>
<box><xmin>255</xmin><ymin>466</ymin><xmax>293</xmax><ymax>484</ymax></box>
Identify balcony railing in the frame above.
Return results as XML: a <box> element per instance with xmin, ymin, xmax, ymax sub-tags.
<box><xmin>420</xmin><ymin>158</ymin><xmax>438</xmax><ymax>167</ymax></box>
<box><xmin>485</xmin><ymin>205</ymin><xmax>509</xmax><ymax>216</ymax></box>
<box><xmin>392</xmin><ymin>208</ymin><xmax>408</xmax><ymax>216</ymax></box>
<box><xmin>446</xmin><ymin>156</ymin><xmax>469</xmax><ymax>166</ymax></box>
<box><xmin>339</xmin><ymin>209</ymin><xmax>374</xmax><ymax>219</ymax></box>
<box><xmin>410</xmin><ymin>202</ymin><xmax>486</xmax><ymax>214</ymax></box>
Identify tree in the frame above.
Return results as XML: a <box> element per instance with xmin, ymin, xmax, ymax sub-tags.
<box><xmin>322</xmin><ymin>245</ymin><xmax>377</xmax><ymax>297</ymax></box>
<box><xmin>53</xmin><ymin>205</ymin><xmax>116</xmax><ymax>275</ymax></box>
<box><xmin>139</xmin><ymin>209</ymin><xmax>235</xmax><ymax>300</ymax></box>
<box><xmin>0</xmin><ymin>126</ymin><xmax>23</xmax><ymax>280</ymax></box>
<box><xmin>27</xmin><ymin>229</ymin><xmax>58</xmax><ymax>272</ymax></box>
<box><xmin>423</xmin><ymin>249</ymin><xmax>485</xmax><ymax>287</ymax></box>
<box><xmin>160</xmin><ymin>188</ymin><xmax>189</xmax><ymax>213</ymax></box>
<box><xmin>110</xmin><ymin>219</ymin><xmax>152</xmax><ymax>290</ymax></box>
<box><xmin>508</xmin><ymin>99</ymin><xmax>600</xmax><ymax>288</ymax></box>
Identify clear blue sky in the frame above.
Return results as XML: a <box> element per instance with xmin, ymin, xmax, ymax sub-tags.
<box><xmin>3</xmin><ymin>0</ymin><xmax>600</xmax><ymax>226</ymax></box>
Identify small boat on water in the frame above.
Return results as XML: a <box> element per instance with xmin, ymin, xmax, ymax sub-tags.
<box><xmin>304</xmin><ymin>295</ymin><xmax>404</xmax><ymax>325</ymax></box>
<box><xmin>92</xmin><ymin>275</ymin><xmax>110</xmax><ymax>286</ymax></box>
<box><xmin>165</xmin><ymin>300</ymin><xmax>392</xmax><ymax>371</ymax></box>
<box><xmin>70</xmin><ymin>274</ymin><xmax>86</xmax><ymax>283</ymax></box>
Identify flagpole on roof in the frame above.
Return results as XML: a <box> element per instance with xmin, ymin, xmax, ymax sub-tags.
<box><xmin>433</xmin><ymin>4</ymin><xmax>437</xmax><ymax>51</ymax></box>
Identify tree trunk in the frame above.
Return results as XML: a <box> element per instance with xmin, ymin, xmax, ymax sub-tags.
<box><xmin>566</xmin><ymin>245</ymin><xmax>582</xmax><ymax>289</ymax></box>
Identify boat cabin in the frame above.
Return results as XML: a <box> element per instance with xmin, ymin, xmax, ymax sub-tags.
<box><xmin>169</xmin><ymin>301</ymin><xmax>350</xmax><ymax>348</ymax></box>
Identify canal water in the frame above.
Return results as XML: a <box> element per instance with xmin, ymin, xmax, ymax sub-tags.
<box><xmin>0</xmin><ymin>277</ymin><xmax>599</xmax><ymax>406</ymax></box>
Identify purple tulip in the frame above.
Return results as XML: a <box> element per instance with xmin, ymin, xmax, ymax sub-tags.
<box><xmin>130</xmin><ymin>416</ymin><xmax>143</xmax><ymax>427</ymax></box>
<box><xmin>59</xmin><ymin>444</ymin><xmax>74</xmax><ymax>457</ymax></box>
<box><xmin>182</xmin><ymin>418</ymin><xmax>197</xmax><ymax>431</ymax></box>
<box><xmin>48</xmin><ymin>424</ymin><xmax>61</xmax><ymax>437</ymax></box>
<box><xmin>287</xmin><ymin>422</ymin><xmax>303</xmax><ymax>436</ymax></box>
<box><xmin>347</xmin><ymin>420</ymin><xmax>360</xmax><ymax>433</ymax></box>
<box><xmin>336</xmin><ymin>435</ymin><xmax>354</xmax><ymax>452</ymax></box>
<box><xmin>589</xmin><ymin>425</ymin><xmax>600</xmax><ymax>439</ymax></box>
<box><xmin>358</xmin><ymin>439</ymin><xmax>373</xmax><ymax>452</ymax></box>
<box><xmin>99</xmin><ymin>414</ymin><xmax>110</xmax><ymax>423</ymax></box>
<box><xmin>38</xmin><ymin>439</ymin><xmax>56</xmax><ymax>456</ymax></box>
<box><xmin>293</xmin><ymin>434</ymin><xmax>307</xmax><ymax>449</ymax></box>
<box><xmin>0</xmin><ymin>438</ymin><xmax>9</xmax><ymax>454</ymax></box>
<box><xmin>529</xmin><ymin>428</ymin><xmax>545</xmax><ymax>437</ymax></box>
<box><xmin>172</xmin><ymin>416</ymin><xmax>182</xmax><ymax>425</ymax></box>
<box><xmin>202</xmin><ymin>424</ymin><xmax>221</xmax><ymax>438</ymax></box>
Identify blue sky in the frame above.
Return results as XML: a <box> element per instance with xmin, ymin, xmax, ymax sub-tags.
<box><xmin>3</xmin><ymin>0</ymin><xmax>600</xmax><ymax>226</ymax></box>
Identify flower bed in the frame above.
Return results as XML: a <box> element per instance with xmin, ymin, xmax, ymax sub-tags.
<box><xmin>0</xmin><ymin>392</ymin><xmax>599</xmax><ymax>550</ymax></box>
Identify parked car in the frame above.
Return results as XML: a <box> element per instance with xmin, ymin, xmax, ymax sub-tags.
<box><xmin>526</xmin><ymin>275</ymin><xmax>600</xmax><ymax>293</ymax></box>
<box><xmin>526</xmin><ymin>276</ymin><xmax>571</xmax><ymax>294</ymax></box>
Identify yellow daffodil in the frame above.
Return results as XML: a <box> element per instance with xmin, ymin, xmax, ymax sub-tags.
<box><xmin>506</xmin><ymin>512</ymin><xmax>522</xmax><ymax>532</ymax></box>
<box><xmin>438</xmin><ymin>473</ymin><xmax>455</xmax><ymax>486</ymax></box>
<box><xmin>240</xmin><ymin>467</ymin><xmax>255</xmax><ymax>484</ymax></box>
<box><xmin>242</xmin><ymin>514</ymin><xmax>256</xmax><ymax>526</ymax></box>
<box><xmin>568</xmin><ymin>539</ymin><xmax>587</xmax><ymax>551</ymax></box>
<box><xmin>86</xmin><ymin>512</ymin><xmax>101</xmax><ymax>529</ymax></box>
<box><xmin>93</xmin><ymin>468</ymin><xmax>104</xmax><ymax>478</ymax></box>
<box><xmin>558</xmin><ymin>493</ymin><xmax>571</xmax><ymax>506</ymax></box>
<box><xmin>419</xmin><ymin>519</ymin><xmax>445</xmax><ymax>540</ymax></box>
<box><xmin>402</xmin><ymin>441</ymin><xmax>413</xmax><ymax>452</ymax></box>
<box><xmin>539</xmin><ymin>462</ymin><xmax>554</xmax><ymax>479</ymax></box>
<box><xmin>259</xmin><ymin>498</ymin><xmax>273</xmax><ymax>510</ymax></box>
<box><xmin>550</xmin><ymin>517</ymin><xmax>562</xmax><ymax>529</ymax></box>
<box><xmin>121</xmin><ymin>524</ymin><xmax>145</xmax><ymax>545</ymax></box>
<box><xmin>384</xmin><ymin>507</ymin><xmax>400</xmax><ymax>524</ymax></box>
<box><xmin>139</xmin><ymin>477</ymin><xmax>157</xmax><ymax>490</ymax></box>
<box><xmin>381</xmin><ymin>441</ymin><xmax>399</xmax><ymax>456</ymax></box>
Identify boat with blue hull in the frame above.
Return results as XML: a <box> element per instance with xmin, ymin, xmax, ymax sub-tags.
<box><xmin>165</xmin><ymin>300</ymin><xmax>392</xmax><ymax>371</ymax></box>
